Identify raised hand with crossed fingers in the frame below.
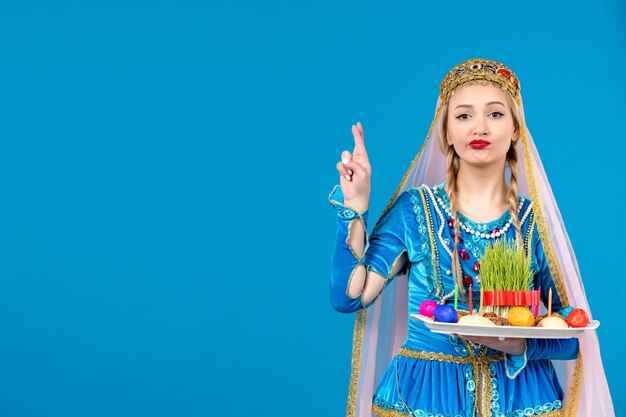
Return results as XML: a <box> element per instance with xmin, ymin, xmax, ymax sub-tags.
<box><xmin>335</xmin><ymin>122</ymin><xmax>371</xmax><ymax>214</ymax></box>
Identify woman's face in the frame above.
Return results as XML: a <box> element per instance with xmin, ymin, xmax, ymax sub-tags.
<box><xmin>446</xmin><ymin>83</ymin><xmax>518</xmax><ymax>167</ymax></box>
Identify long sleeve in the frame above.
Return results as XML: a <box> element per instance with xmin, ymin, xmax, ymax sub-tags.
<box><xmin>505</xmin><ymin>223</ymin><xmax>580</xmax><ymax>378</ymax></box>
<box><xmin>505</xmin><ymin>337</ymin><xmax>580</xmax><ymax>379</ymax></box>
<box><xmin>329</xmin><ymin>185</ymin><xmax>412</xmax><ymax>314</ymax></box>
<box><xmin>329</xmin><ymin>185</ymin><xmax>369</xmax><ymax>313</ymax></box>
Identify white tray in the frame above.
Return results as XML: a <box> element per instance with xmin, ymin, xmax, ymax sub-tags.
<box><xmin>410</xmin><ymin>314</ymin><xmax>600</xmax><ymax>339</ymax></box>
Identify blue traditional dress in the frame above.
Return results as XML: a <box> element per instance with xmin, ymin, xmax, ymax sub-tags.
<box><xmin>329</xmin><ymin>182</ymin><xmax>579</xmax><ymax>417</ymax></box>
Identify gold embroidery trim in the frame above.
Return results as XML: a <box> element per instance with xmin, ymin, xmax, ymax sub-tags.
<box><xmin>520</xmin><ymin>127</ymin><xmax>569</xmax><ymax>307</ymax></box>
<box><xmin>418</xmin><ymin>188</ymin><xmax>441</xmax><ymax>298</ymax></box>
<box><xmin>371</xmin><ymin>405</ymin><xmax>400</xmax><ymax>417</ymax></box>
<box><xmin>564</xmin><ymin>352</ymin><xmax>583</xmax><ymax>416</ymax></box>
<box><xmin>480</xmin><ymin>360</ymin><xmax>494</xmax><ymax>417</ymax></box>
<box><xmin>397</xmin><ymin>347</ymin><xmax>504</xmax><ymax>363</ymax></box>
<box><xmin>473</xmin><ymin>358</ymin><xmax>486</xmax><ymax>417</ymax></box>
<box><xmin>536</xmin><ymin>412</ymin><xmax>564</xmax><ymax>417</ymax></box>
<box><xmin>346</xmin><ymin>309</ymin><xmax>367</xmax><ymax>417</ymax></box>
<box><xmin>370</xmin><ymin>405</ymin><xmax>398</xmax><ymax>417</ymax></box>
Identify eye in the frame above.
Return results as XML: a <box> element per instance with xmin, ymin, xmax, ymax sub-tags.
<box><xmin>490</xmin><ymin>112</ymin><xmax>504</xmax><ymax>118</ymax></box>
<box><xmin>456</xmin><ymin>114</ymin><xmax>471</xmax><ymax>120</ymax></box>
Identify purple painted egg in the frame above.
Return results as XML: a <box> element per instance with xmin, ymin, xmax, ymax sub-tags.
<box><xmin>419</xmin><ymin>300</ymin><xmax>438</xmax><ymax>317</ymax></box>
<box><xmin>434</xmin><ymin>304</ymin><xmax>458</xmax><ymax>323</ymax></box>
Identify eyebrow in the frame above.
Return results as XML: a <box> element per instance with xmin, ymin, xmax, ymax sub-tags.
<box><xmin>454</xmin><ymin>101</ymin><xmax>506</xmax><ymax>110</ymax></box>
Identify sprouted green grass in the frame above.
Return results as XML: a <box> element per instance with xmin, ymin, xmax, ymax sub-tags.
<box><xmin>479</xmin><ymin>237</ymin><xmax>533</xmax><ymax>317</ymax></box>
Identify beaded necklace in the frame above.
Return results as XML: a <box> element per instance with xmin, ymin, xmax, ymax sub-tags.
<box><xmin>432</xmin><ymin>184</ymin><xmax>526</xmax><ymax>239</ymax></box>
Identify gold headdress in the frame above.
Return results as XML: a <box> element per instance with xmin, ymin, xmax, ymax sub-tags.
<box><xmin>440</xmin><ymin>58</ymin><xmax>521</xmax><ymax>104</ymax></box>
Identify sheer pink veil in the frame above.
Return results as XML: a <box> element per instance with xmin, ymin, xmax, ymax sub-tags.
<box><xmin>345</xmin><ymin>92</ymin><xmax>615</xmax><ymax>416</ymax></box>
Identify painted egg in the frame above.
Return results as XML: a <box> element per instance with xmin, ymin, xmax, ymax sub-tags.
<box><xmin>537</xmin><ymin>316</ymin><xmax>569</xmax><ymax>328</ymax></box>
<box><xmin>419</xmin><ymin>300</ymin><xmax>438</xmax><ymax>317</ymax></box>
<box><xmin>559</xmin><ymin>306</ymin><xmax>575</xmax><ymax>319</ymax></box>
<box><xmin>434</xmin><ymin>304</ymin><xmax>458</xmax><ymax>323</ymax></box>
<box><xmin>508</xmin><ymin>307</ymin><xmax>535</xmax><ymax>327</ymax></box>
<box><xmin>567</xmin><ymin>308</ymin><xmax>590</xmax><ymax>328</ymax></box>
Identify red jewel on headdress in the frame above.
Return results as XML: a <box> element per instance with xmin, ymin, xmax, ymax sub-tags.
<box><xmin>459</xmin><ymin>249</ymin><xmax>470</xmax><ymax>260</ymax></box>
<box><xmin>496</xmin><ymin>68</ymin><xmax>518</xmax><ymax>89</ymax></box>
<box><xmin>451</xmin><ymin>232</ymin><xmax>462</xmax><ymax>244</ymax></box>
<box><xmin>447</xmin><ymin>218</ymin><xmax>455</xmax><ymax>228</ymax></box>
<box><xmin>473</xmin><ymin>261</ymin><xmax>480</xmax><ymax>273</ymax></box>
<box><xmin>496</xmin><ymin>68</ymin><xmax>511</xmax><ymax>78</ymax></box>
<box><xmin>463</xmin><ymin>274</ymin><xmax>473</xmax><ymax>287</ymax></box>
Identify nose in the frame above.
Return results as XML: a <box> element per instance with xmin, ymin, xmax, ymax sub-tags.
<box><xmin>474</xmin><ymin>115</ymin><xmax>489</xmax><ymax>136</ymax></box>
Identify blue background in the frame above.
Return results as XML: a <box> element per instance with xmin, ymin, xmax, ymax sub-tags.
<box><xmin>1</xmin><ymin>1</ymin><xmax>624</xmax><ymax>416</ymax></box>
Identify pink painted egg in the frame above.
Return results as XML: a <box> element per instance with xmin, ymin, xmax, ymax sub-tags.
<box><xmin>419</xmin><ymin>300</ymin><xmax>438</xmax><ymax>317</ymax></box>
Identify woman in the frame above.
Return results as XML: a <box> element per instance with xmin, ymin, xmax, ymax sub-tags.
<box><xmin>329</xmin><ymin>59</ymin><xmax>614</xmax><ymax>417</ymax></box>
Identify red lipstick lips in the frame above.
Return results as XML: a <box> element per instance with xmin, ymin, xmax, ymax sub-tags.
<box><xmin>469</xmin><ymin>140</ymin><xmax>491</xmax><ymax>149</ymax></box>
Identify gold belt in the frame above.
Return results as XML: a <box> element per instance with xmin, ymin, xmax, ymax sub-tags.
<box><xmin>397</xmin><ymin>346</ymin><xmax>505</xmax><ymax>363</ymax></box>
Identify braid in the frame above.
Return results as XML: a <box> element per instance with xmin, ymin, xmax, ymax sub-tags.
<box><xmin>507</xmin><ymin>144</ymin><xmax>523</xmax><ymax>247</ymax></box>
<box><xmin>445</xmin><ymin>145</ymin><xmax>466</xmax><ymax>299</ymax></box>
